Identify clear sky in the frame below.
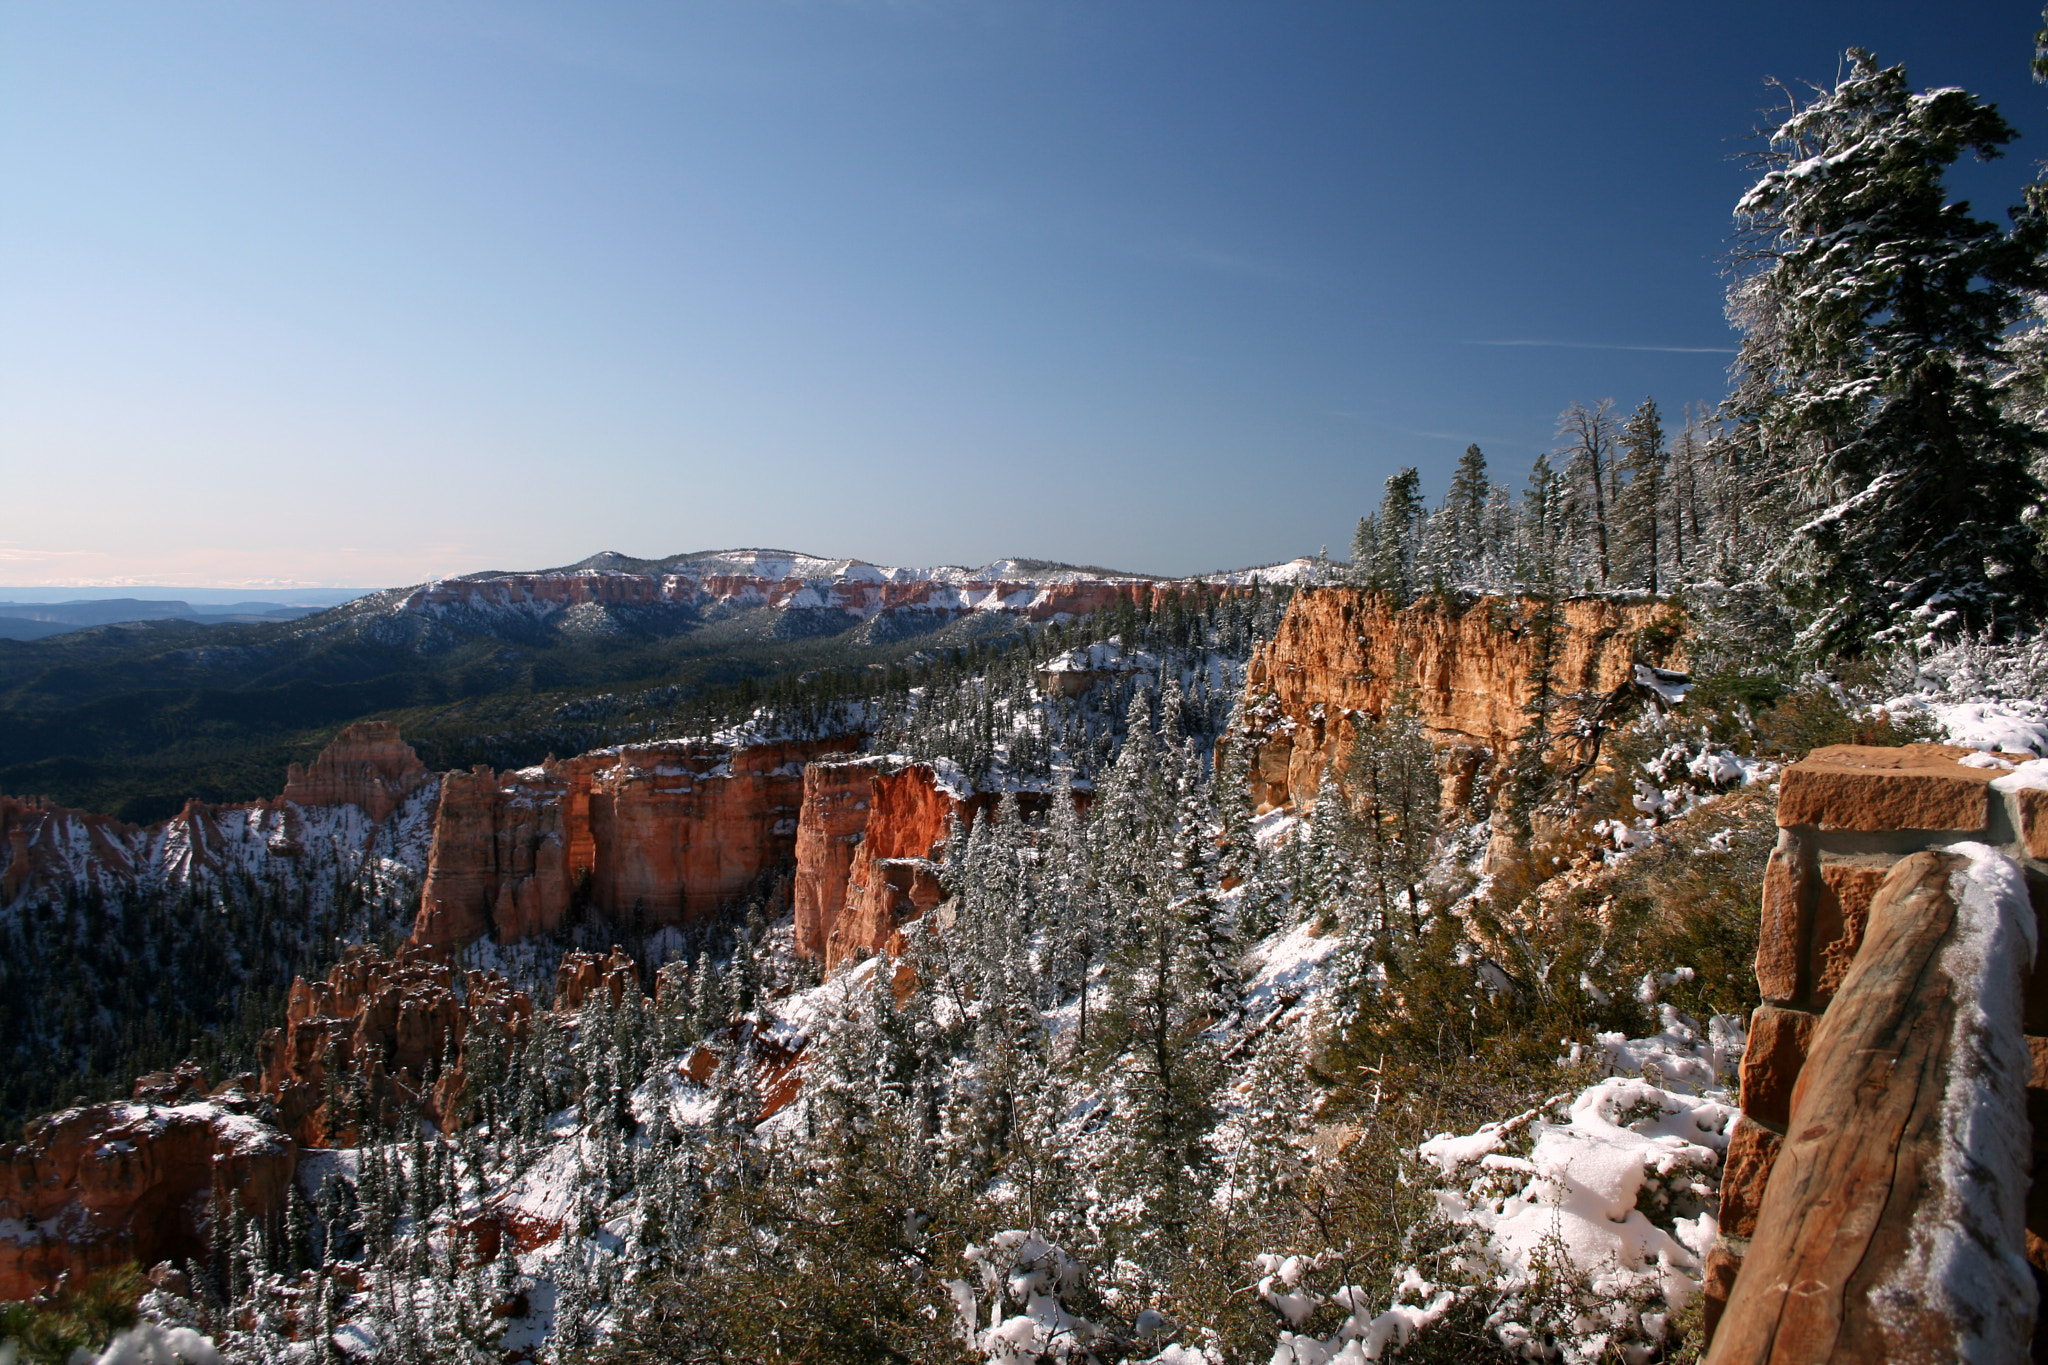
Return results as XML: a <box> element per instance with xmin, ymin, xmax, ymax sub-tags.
<box><xmin>4</xmin><ymin>2</ymin><xmax>2045</xmax><ymax>587</ymax></box>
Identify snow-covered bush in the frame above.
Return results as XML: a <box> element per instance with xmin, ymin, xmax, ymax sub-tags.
<box><xmin>1254</xmin><ymin>1010</ymin><xmax>1740</xmax><ymax>1364</ymax></box>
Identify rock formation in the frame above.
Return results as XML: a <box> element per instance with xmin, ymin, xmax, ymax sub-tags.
<box><xmin>1236</xmin><ymin>589</ymin><xmax>1684</xmax><ymax>813</ymax></box>
<box><xmin>258</xmin><ymin>946</ymin><xmax>533</xmax><ymax>1145</ymax></box>
<box><xmin>277</xmin><ymin>720</ymin><xmax>431</xmax><ymax>824</ymax></box>
<box><xmin>555</xmin><ymin>947</ymin><xmax>642</xmax><ymax>1011</ymax></box>
<box><xmin>0</xmin><ymin>722</ymin><xmax>438</xmax><ymax>913</ymax></box>
<box><xmin>0</xmin><ymin>1076</ymin><xmax>294</xmax><ymax>1302</ymax></box>
<box><xmin>410</xmin><ymin>736</ymin><xmax>860</xmax><ymax>949</ymax></box>
<box><xmin>390</xmin><ymin>551</ymin><xmax>1301</xmax><ymax>641</ymax></box>
<box><xmin>792</xmin><ymin>757</ymin><xmax>959</xmax><ymax>968</ymax></box>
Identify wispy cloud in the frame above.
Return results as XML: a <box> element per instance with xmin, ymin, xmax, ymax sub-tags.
<box><xmin>1324</xmin><ymin>412</ymin><xmax>1522</xmax><ymax>449</ymax></box>
<box><xmin>1155</xmin><ymin>239</ymin><xmax>1303</xmax><ymax>283</ymax></box>
<box><xmin>1463</xmin><ymin>339</ymin><xmax>1736</xmax><ymax>354</ymax></box>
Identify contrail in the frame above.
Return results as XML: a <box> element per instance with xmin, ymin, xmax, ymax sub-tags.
<box><xmin>1463</xmin><ymin>339</ymin><xmax>1737</xmax><ymax>354</ymax></box>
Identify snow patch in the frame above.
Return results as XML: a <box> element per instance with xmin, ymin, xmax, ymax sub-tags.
<box><xmin>1867</xmin><ymin>844</ymin><xmax>2038</xmax><ymax>1357</ymax></box>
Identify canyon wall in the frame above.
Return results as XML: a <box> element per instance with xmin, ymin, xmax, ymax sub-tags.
<box><xmin>410</xmin><ymin>736</ymin><xmax>860</xmax><ymax>949</ymax></box>
<box><xmin>792</xmin><ymin>757</ymin><xmax>958</xmax><ymax>969</ymax></box>
<box><xmin>0</xmin><ymin>721</ymin><xmax>437</xmax><ymax>912</ymax></box>
<box><xmin>393</xmin><ymin>551</ymin><xmax>1303</xmax><ymax>638</ymax></box>
<box><xmin>0</xmin><ymin>1072</ymin><xmax>294</xmax><ymax>1303</ymax></box>
<box><xmin>1237</xmin><ymin>589</ymin><xmax>1684</xmax><ymax>813</ymax></box>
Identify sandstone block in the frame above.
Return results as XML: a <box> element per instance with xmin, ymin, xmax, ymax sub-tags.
<box><xmin>1812</xmin><ymin>863</ymin><xmax>1889</xmax><ymax>1004</ymax></box>
<box><xmin>1701</xmin><ymin>1240</ymin><xmax>1744</xmax><ymax>1345</ymax></box>
<box><xmin>1740</xmin><ymin>1005</ymin><xmax>1819</xmax><ymax>1129</ymax></box>
<box><xmin>1717</xmin><ymin>1117</ymin><xmax>1783</xmax><ymax>1241</ymax></box>
<box><xmin>1775</xmin><ymin>743</ymin><xmax>1995</xmax><ymax>832</ymax></box>
<box><xmin>2019</xmin><ymin>787</ymin><xmax>2048</xmax><ymax>861</ymax></box>
<box><xmin>1756</xmin><ymin>847</ymin><xmax>1808</xmax><ymax>1004</ymax></box>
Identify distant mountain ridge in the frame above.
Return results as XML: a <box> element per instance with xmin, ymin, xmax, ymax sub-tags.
<box><xmin>0</xmin><ymin>546</ymin><xmax>1311</xmax><ymax>823</ymax></box>
<box><xmin>0</xmin><ymin>598</ymin><xmax>327</xmax><ymax>641</ymax></box>
<box><xmin>359</xmin><ymin>547</ymin><xmax>1314</xmax><ymax>645</ymax></box>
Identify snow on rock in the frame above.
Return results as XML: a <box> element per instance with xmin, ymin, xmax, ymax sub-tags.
<box><xmin>1238</xmin><ymin>921</ymin><xmax>1348</xmax><ymax>1018</ymax></box>
<box><xmin>1633</xmin><ymin>664</ymin><xmax>1692</xmax><ymax>704</ymax></box>
<box><xmin>1992</xmin><ymin>758</ymin><xmax>2048</xmax><ymax>795</ymax></box>
<box><xmin>1867</xmin><ymin>843</ymin><xmax>2039</xmax><ymax>1356</ymax></box>
<box><xmin>1883</xmin><ymin>696</ymin><xmax>2048</xmax><ymax>756</ymax></box>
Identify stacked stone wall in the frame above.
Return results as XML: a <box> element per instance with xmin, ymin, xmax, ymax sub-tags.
<box><xmin>1705</xmin><ymin>743</ymin><xmax>2048</xmax><ymax>1360</ymax></box>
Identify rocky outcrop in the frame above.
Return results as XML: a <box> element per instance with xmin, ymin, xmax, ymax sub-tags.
<box><xmin>1703</xmin><ymin>744</ymin><xmax>2048</xmax><ymax>1357</ymax></box>
<box><xmin>1237</xmin><ymin>589</ymin><xmax>1684</xmax><ymax>813</ymax></box>
<box><xmin>277</xmin><ymin>721</ymin><xmax>430</xmax><ymax>823</ymax></box>
<box><xmin>411</xmin><ymin>736</ymin><xmax>859</xmax><ymax>949</ymax></box>
<box><xmin>0</xmin><ymin>796</ymin><xmax>140</xmax><ymax>906</ymax></box>
<box><xmin>257</xmin><ymin>945</ymin><xmax>532</xmax><ymax>1145</ymax></box>
<box><xmin>793</xmin><ymin>757</ymin><xmax>959</xmax><ymax>968</ymax></box>
<box><xmin>0</xmin><ymin>1082</ymin><xmax>294</xmax><ymax>1302</ymax></box>
<box><xmin>555</xmin><ymin>947</ymin><xmax>642</xmax><ymax>1011</ymax></box>
<box><xmin>0</xmin><ymin>722</ymin><xmax>438</xmax><ymax>912</ymax></box>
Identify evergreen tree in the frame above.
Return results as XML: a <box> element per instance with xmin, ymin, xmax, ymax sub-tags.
<box><xmin>1091</xmin><ymin>885</ymin><xmax>1224</xmax><ymax>1286</ymax></box>
<box><xmin>1444</xmin><ymin>442</ymin><xmax>1491</xmax><ymax>584</ymax></box>
<box><xmin>1616</xmin><ymin>397</ymin><xmax>1668</xmax><ymax>592</ymax></box>
<box><xmin>1728</xmin><ymin>49</ymin><xmax>2048</xmax><ymax>647</ymax></box>
<box><xmin>1347</xmin><ymin>702</ymin><xmax>1443</xmax><ymax>936</ymax></box>
<box><xmin>1365</xmin><ymin>467</ymin><xmax>1425</xmax><ymax>603</ymax></box>
<box><xmin>1557</xmin><ymin>400</ymin><xmax>1619</xmax><ymax>588</ymax></box>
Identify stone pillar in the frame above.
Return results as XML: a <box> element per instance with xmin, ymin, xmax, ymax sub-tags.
<box><xmin>1703</xmin><ymin>744</ymin><xmax>2048</xmax><ymax>1359</ymax></box>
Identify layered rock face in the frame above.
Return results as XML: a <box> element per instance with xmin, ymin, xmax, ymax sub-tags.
<box><xmin>1238</xmin><ymin>589</ymin><xmax>1684</xmax><ymax>812</ymax></box>
<box><xmin>792</xmin><ymin>757</ymin><xmax>958</xmax><ymax>968</ymax></box>
<box><xmin>258</xmin><ymin>946</ymin><xmax>533</xmax><ymax>1145</ymax></box>
<box><xmin>277</xmin><ymin>720</ymin><xmax>430</xmax><ymax>824</ymax></box>
<box><xmin>0</xmin><ymin>1078</ymin><xmax>294</xmax><ymax>1302</ymax></box>
<box><xmin>555</xmin><ymin>947</ymin><xmax>642</xmax><ymax>1011</ymax></box>
<box><xmin>0</xmin><ymin>796</ymin><xmax>140</xmax><ymax>906</ymax></box>
<box><xmin>411</xmin><ymin>737</ymin><xmax>859</xmax><ymax>949</ymax></box>
<box><xmin>0</xmin><ymin>722</ymin><xmax>438</xmax><ymax>912</ymax></box>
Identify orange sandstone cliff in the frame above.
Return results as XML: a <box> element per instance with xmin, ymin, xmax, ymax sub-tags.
<box><xmin>1238</xmin><ymin>588</ymin><xmax>1685</xmax><ymax>813</ymax></box>
<box><xmin>258</xmin><ymin>946</ymin><xmax>533</xmax><ymax>1146</ymax></box>
<box><xmin>410</xmin><ymin>736</ymin><xmax>860</xmax><ymax>949</ymax></box>
<box><xmin>277</xmin><ymin>720</ymin><xmax>430</xmax><ymax>823</ymax></box>
<box><xmin>0</xmin><ymin>1071</ymin><xmax>295</xmax><ymax>1303</ymax></box>
<box><xmin>793</xmin><ymin>757</ymin><xmax>960</xmax><ymax>969</ymax></box>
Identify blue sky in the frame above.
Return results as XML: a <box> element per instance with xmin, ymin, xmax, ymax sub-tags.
<box><xmin>4</xmin><ymin>1</ymin><xmax>2045</xmax><ymax>586</ymax></box>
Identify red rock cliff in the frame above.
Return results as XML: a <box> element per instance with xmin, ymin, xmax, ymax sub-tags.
<box><xmin>793</xmin><ymin>758</ymin><xmax>959</xmax><ymax>968</ymax></box>
<box><xmin>411</xmin><ymin>736</ymin><xmax>860</xmax><ymax>949</ymax></box>
<box><xmin>258</xmin><ymin>945</ymin><xmax>532</xmax><ymax>1145</ymax></box>
<box><xmin>278</xmin><ymin>720</ymin><xmax>430</xmax><ymax>823</ymax></box>
<box><xmin>1239</xmin><ymin>589</ymin><xmax>1685</xmax><ymax>812</ymax></box>
<box><xmin>0</xmin><ymin>1075</ymin><xmax>294</xmax><ymax>1303</ymax></box>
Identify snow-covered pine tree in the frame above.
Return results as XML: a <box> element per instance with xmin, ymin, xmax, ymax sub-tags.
<box><xmin>1347</xmin><ymin>702</ymin><xmax>1443</xmax><ymax>937</ymax></box>
<box><xmin>1292</xmin><ymin>767</ymin><xmax>1353</xmax><ymax>925</ymax></box>
<box><xmin>1364</xmin><ymin>467</ymin><xmax>1425</xmax><ymax>603</ymax></box>
<box><xmin>1444</xmin><ymin>442</ymin><xmax>1491</xmax><ymax>585</ymax></box>
<box><xmin>1728</xmin><ymin>48</ymin><xmax>2048</xmax><ymax>648</ymax></box>
<box><xmin>1615</xmin><ymin>397</ymin><xmax>1667</xmax><ymax>592</ymax></box>
<box><xmin>1557</xmin><ymin>400</ymin><xmax>1619</xmax><ymax>589</ymax></box>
